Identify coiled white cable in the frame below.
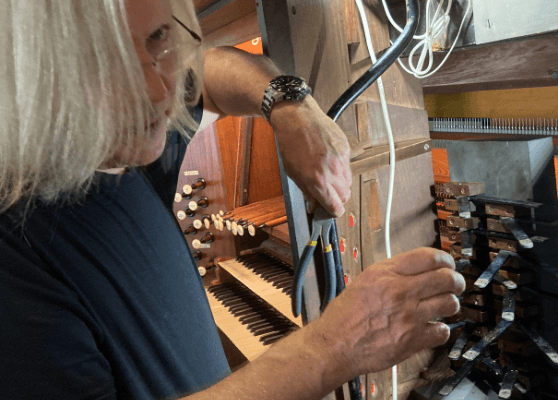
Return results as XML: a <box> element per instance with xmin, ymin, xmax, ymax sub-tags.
<box><xmin>354</xmin><ymin>0</ymin><xmax>398</xmax><ymax>398</ymax></box>
<box><xmin>381</xmin><ymin>0</ymin><xmax>471</xmax><ymax>79</ymax></box>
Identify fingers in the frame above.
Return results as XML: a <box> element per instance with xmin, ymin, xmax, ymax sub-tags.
<box><xmin>389</xmin><ymin>247</ymin><xmax>456</xmax><ymax>276</ymax></box>
<box><xmin>419</xmin><ymin>321</ymin><xmax>451</xmax><ymax>348</ymax></box>
<box><xmin>305</xmin><ymin>181</ymin><xmax>348</xmax><ymax>218</ymax></box>
<box><xmin>417</xmin><ymin>293</ymin><xmax>461</xmax><ymax>321</ymax></box>
<box><xmin>305</xmin><ymin>197</ymin><xmax>317</xmax><ymax>214</ymax></box>
<box><xmin>412</xmin><ymin>294</ymin><xmax>460</xmax><ymax>350</ymax></box>
<box><xmin>409</xmin><ymin>268</ymin><xmax>466</xmax><ymax>300</ymax></box>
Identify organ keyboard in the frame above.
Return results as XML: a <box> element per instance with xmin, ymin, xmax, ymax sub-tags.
<box><xmin>217</xmin><ymin>252</ymin><xmax>302</xmax><ymax>327</ymax></box>
<box><xmin>206</xmin><ymin>250</ymin><xmax>302</xmax><ymax>362</ymax></box>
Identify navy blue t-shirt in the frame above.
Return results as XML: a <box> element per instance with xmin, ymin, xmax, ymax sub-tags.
<box><xmin>0</xmin><ymin>117</ymin><xmax>231</xmax><ymax>399</ymax></box>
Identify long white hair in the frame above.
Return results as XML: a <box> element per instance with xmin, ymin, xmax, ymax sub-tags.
<box><xmin>0</xmin><ymin>0</ymin><xmax>203</xmax><ymax>213</ymax></box>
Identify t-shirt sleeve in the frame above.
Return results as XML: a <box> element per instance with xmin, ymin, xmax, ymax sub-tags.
<box><xmin>0</xmin><ymin>235</ymin><xmax>117</xmax><ymax>400</ymax></box>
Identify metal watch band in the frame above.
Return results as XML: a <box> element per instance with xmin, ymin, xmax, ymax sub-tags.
<box><xmin>261</xmin><ymin>76</ymin><xmax>312</xmax><ymax>122</ymax></box>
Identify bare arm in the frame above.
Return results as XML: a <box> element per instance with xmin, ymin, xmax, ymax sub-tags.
<box><xmin>180</xmin><ymin>248</ymin><xmax>465</xmax><ymax>400</ymax></box>
<box><xmin>201</xmin><ymin>46</ymin><xmax>352</xmax><ymax>217</ymax></box>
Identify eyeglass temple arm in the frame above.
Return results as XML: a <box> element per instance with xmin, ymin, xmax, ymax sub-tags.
<box><xmin>172</xmin><ymin>16</ymin><xmax>202</xmax><ymax>43</ymax></box>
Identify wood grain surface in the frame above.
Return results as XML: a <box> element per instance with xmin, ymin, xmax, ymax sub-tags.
<box><xmin>360</xmin><ymin>152</ymin><xmax>438</xmax><ymax>266</ymax></box>
<box><xmin>196</xmin><ymin>0</ymin><xmax>256</xmax><ymax>37</ymax></box>
<box><xmin>202</xmin><ymin>11</ymin><xmax>260</xmax><ymax>49</ymax></box>
<box><xmin>175</xmin><ymin>124</ymin><xmax>237</xmax><ymax>273</ymax></box>
<box><xmin>419</xmin><ymin>34</ymin><xmax>558</xmax><ymax>94</ymax></box>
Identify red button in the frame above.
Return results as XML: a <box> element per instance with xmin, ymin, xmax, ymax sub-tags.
<box><xmin>348</xmin><ymin>213</ymin><xmax>355</xmax><ymax>228</ymax></box>
<box><xmin>339</xmin><ymin>238</ymin><xmax>346</xmax><ymax>254</ymax></box>
<box><xmin>344</xmin><ymin>274</ymin><xmax>349</xmax><ymax>286</ymax></box>
<box><xmin>353</xmin><ymin>247</ymin><xmax>358</xmax><ymax>260</ymax></box>
<box><xmin>370</xmin><ymin>381</ymin><xmax>376</xmax><ymax>396</ymax></box>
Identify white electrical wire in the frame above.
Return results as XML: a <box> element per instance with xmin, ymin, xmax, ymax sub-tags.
<box><xmin>354</xmin><ymin>0</ymin><xmax>398</xmax><ymax>398</ymax></box>
<box><xmin>381</xmin><ymin>0</ymin><xmax>472</xmax><ymax>79</ymax></box>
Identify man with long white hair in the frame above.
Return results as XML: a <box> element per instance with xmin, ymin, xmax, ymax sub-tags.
<box><xmin>0</xmin><ymin>0</ymin><xmax>464</xmax><ymax>399</ymax></box>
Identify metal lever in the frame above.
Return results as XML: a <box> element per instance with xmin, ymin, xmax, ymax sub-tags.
<box><xmin>438</xmin><ymin>360</ymin><xmax>476</xmax><ymax>396</ymax></box>
<box><xmin>475</xmin><ymin>251</ymin><xmax>511</xmax><ymax>289</ymax></box>
<box><xmin>517</xmin><ymin>323</ymin><xmax>558</xmax><ymax>367</ymax></box>
<box><xmin>449</xmin><ymin>322</ymin><xmax>474</xmax><ymax>360</ymax></box>
<box><xmin>502</xmin><ymin>286</ymin><xmax>516</xmax><ymax>322</ymax></box>
<box><xmin>500</xmin><ymin>217</ymin><xmax>533</xmax><ymax>249</ymax></box>
<box><xmin>462</xmin><ymin>319</ymin><xmax>513</xmax><ymax>361</ymax></box>
<box><xmin>457</xmin><ymin>196</ymin><xmax>474</xmax><ymax>218</ymax></box>
<box><xmin>499</xmin><ymin>363</ymin><xmax>519</xmax><ymax>399</ymax></box>
<box><xmin>460</xmin><ymin>230</ymin><xmax>474</xmax><ymax>258</ymax></box>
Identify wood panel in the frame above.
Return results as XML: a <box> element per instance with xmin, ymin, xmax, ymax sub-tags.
<box><xmin>356</xmin><ymin>101</ymin><xmax>429</xmax><ymax>149</ymax></box>
<box><xmin>335</xmin><ymin>174</ymin><xmax>363</xmax><ymax>287</ymax></box>
<box><xmin>431</xmin><ymin>148</ymin><xmax>450</xmax><ymax>183</ymax></box>
<box><xmin>350</xmin><ymin>138</ymin><xmax>431</xmax><ymax>177</ymax></box>
<box><xmin>202</xmin><ymin>11</ymin><xmax>260</xmax><ymax>49</ymax></box>
<box><xmin>215</xmin><ymin>116</ymin><xmax>282</xmax><ymax>211</ymax></box>
<box><xmin>419</xmin><ymin>34</ymin><xmax>558</xmax><ymax>94</ymax></box>
<box><xmin>247</xmin><ymin>118</ymin><xmax>283</xmax><ymax>204</ymax></box>
<box><xmin>175</xmin><ymin>125</ymin><xmax>237</xmax><ymax>272</ymax></box>
<box><xmin>196</xmin><ymin>0</ymin><xmax>256</xmax><ymax>37</ymax></box>
<box><xmin>193</xmin><ymin>0</ymin><xmax>216</xmax><ymax>13</ymax></box>
<box><xmin>215</xmin><ymin>116</ymin><xmax>241</xmax><ymax>211</ymax></box>
<box><xmin>361</xmin><ymin>152</ymin><xmax>438</xmax><ymax>265</ymax></box>
<box><xmin>346</xmin><ymin>0</ymin><xmax>425</xmax><ymax>111</ymax></box>
<box><xmin>285</xmin><ymin>0</ymin><xmax>358</xmax><ymax>139</ymax></box>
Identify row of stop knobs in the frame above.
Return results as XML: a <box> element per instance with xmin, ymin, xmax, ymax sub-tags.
<box><xmin>175</xmin><ymin>177</ymin><xmax>216</xmax><ymax>276</ymax></box>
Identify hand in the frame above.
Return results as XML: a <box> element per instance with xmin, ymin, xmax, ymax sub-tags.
<box><xmin>269</xmin><ymin>96</ymin><xmax>352</xmax><ymax>217</ymax></box>
<box><xmin>304</xmin><ymin>248</ymin><xmax>465</xmax><ymax>381</ymax></box>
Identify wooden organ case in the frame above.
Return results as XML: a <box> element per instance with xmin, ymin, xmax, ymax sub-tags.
<box><xmin>173</xmin><ymin>0</ymin><xmax>439</xmax><ymax>399</ymax></box>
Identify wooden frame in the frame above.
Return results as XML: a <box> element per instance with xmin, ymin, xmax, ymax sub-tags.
<box><xmin>418</xmin><ymin>34</ymin><xmax>558</xmax><ymax>94</ymax></box>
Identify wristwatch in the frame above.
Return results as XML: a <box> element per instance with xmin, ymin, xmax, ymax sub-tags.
<box><xmin>261</xmin><ymin>76</ymin><xmax>312</xmax><ymax>122</ymax></box>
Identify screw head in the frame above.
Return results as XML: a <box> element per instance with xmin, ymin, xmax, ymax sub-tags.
<box><xmin>424</xmin><ymin>144</ymin><xmax>430</xmax><ymax>151</ymax></box>
<box><xmin>460</xmin><ymin>188</ymin><xmax>466</xmax><ymax>195</ymax></box>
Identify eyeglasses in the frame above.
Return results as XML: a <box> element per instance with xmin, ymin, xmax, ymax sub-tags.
<box><xmin>172</xmin><ymin>16</ymin><xmax>202</xmax><ymax>43</ymax></box>
<box><xmin>149</xmin><ymin>16</ymin><xmax>201</xmax><ymax>71</ymax></box>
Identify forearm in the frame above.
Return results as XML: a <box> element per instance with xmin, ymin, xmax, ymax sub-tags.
<box><xmin>200</xmin><ymin>46</ymin><xmax>352</xmax><ymax>217</ymax></box>
<box><xmin>202</xmin><ymin>46</ymin><xmax>281</xmax><ymax>117</ymax></box>
<box><xmin>179</xmin><ymin>324</ymin><xmax>347</xmax><ymax>400</ymax></box>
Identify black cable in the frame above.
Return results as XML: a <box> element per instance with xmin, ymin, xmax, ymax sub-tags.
<box><xmin>323</xmin><ymin>1</ymin><xmax>420</xmax><ymax>399</ymax></box>
<box><xmin>327</xmin><ymin>0</ymin><xmax>420</xmax><ymax>123</ymax></box>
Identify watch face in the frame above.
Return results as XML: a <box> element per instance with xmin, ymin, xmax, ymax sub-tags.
<box><xmin>270</xmin><ymin>76</ymin><xmax>308</xmax><ymax>100</ymax></box>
